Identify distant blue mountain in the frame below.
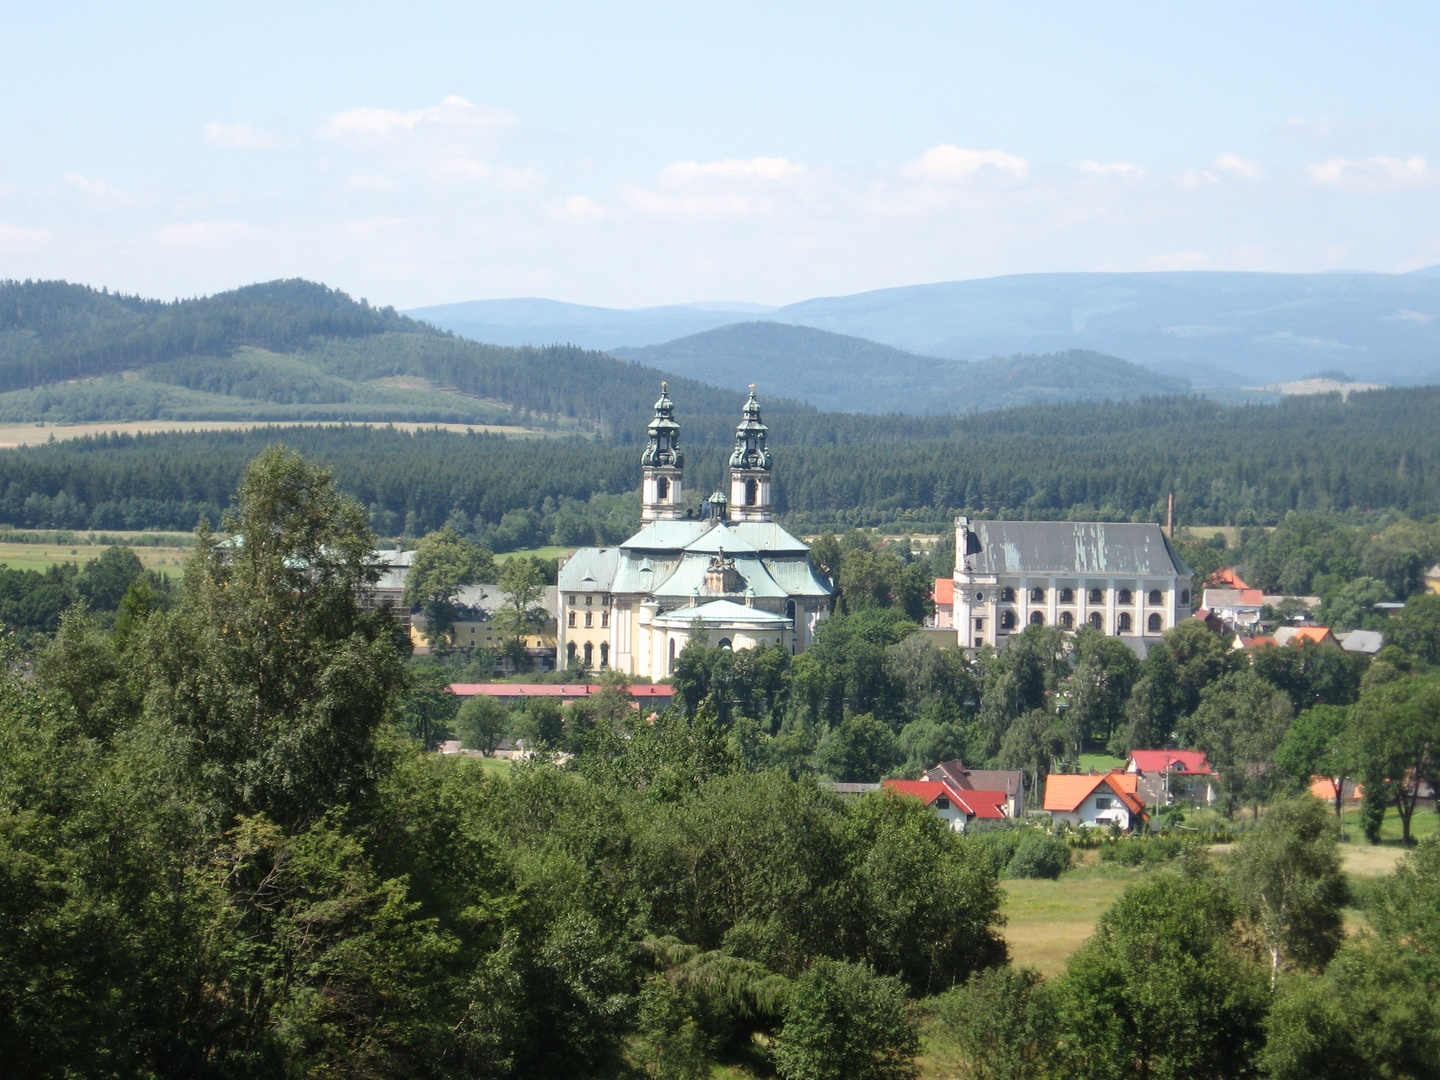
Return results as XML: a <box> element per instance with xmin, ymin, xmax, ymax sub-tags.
<box><xmin>408</xmin><ymin>270</ymin><xmax>1440</xmax><ymax>387</ymax></box>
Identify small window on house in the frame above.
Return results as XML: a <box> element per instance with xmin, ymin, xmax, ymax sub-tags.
<box><xmin>584</xmin><ymin>612</ymin><xmax>593</xmax><ymax>628</ymax></box>
<box><xmin>599</xmin><ymin>642</ymin><xmax>609</xmax><ymax>667</ymax></box>
<box><xmin>974</xmin><ymin>618</ymin><xmax>985</xmax><ymax>631</ymax></box>
<box><xmin>1118</xmin><ymin>612</ymin><xmax>1132</xmax><ymax>632</ymax></box>
<box><xmin>567</xmin><ymin>595</ymin><xmax>575</xmax><ymax>605</ymax></box>
<box><xmin>1000</xmin><ymin>587</ymin><xmax>1015</xmax><ymax>602</ymax></box>
<box><xmin>601</xmin><ymin>612</ymin><xmax>609</xmax><ymax>628</ymax></box>
<box><xmin>1180</xmin><ymin>589</ymin><xmax>1191</xmax><ymax>604</ymax></box>
<box><xmin>1000</xmin><ymin>610</ymin><xmax>1016</xmax><ymax>630</ymax></box>
<box><xmin>567</xmin><ymin>641</ymin><xmax>576</xmax><ymax>661</ymax></box>
<box><xmin>1118</xmin><ymin>589</ymin><xmax>1132</xmax><ymax>605</ymax></box>
<box><xmin>1029</xmin><ymin>611</ymin><xmax>1045</xmax><ymax>626</ymax></box>
<box><xmin>1148</xmin><ymin>589</ymin><xmax>1163</xmax><ymax>605</ymax></box>
<box><xmin>586</xmin><ymin>595</ymin><xmax>593</xmax><ymax>606</ymax></box>
<box><xmin>1060</xmin><ymin>587</ymin><xmax>1074</xmax><ymax>604</ymax></box>
<box><xmin>583</xmin><ymin>642</ymin><xmax>593</xmax><ymax>666</ymax></box>
<box><xmin>1089</xmin><ymin>588</ymin><xmax>1103</xmax><ymax>604</ymax></box>
<box><xmin>568</xmin><ymin>612</ymin><xmax>576</xmax><ymax>627</ymax></box>
<box><xmin>1094</xmin><ymin>796</ymin><xmax>1114</xmax><ymax>809</ymax></box>
<box><xmin>1088</xmin><ymin>612</ymin><xmax>1103</xmax><ymax>630</ymax></box>
<box><xmin>1059</xmin><ymin>611</ymin><xmax>1074</xmax><ymax>630</ymax></box>
<box><xmin>1148</xmin><ymin>613</ymin><xmax>1163</xmax><ymax>633</ymax></box>
<box><xmin>935</xmin><ymin>797</ymin><xmax>950</xmax><ymax>810</ymax></box>
<box><xmin>1030</xmin><ymin>587</ymin><xmax>1045</xmax><ymax>603</ymax></box>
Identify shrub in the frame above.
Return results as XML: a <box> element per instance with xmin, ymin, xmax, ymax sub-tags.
<box><xmin>772</xmin><ymin>960</ymin><xmax>918</xmax><ymax>1080</ymax></box>
<box><xmin>1005</xmin><ymin>832</ymin><xmax>1071</xmax><ymax>879</ymax></box>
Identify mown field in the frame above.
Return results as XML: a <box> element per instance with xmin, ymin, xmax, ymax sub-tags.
<box><xmin>0</xmin><ymin>538</ymin><xmax>190</xmax><ymax>575</ymax></box>
<box><xmin>0</xmin><ymin>419</ymin><xmax>546</xmax><ymax>447</ymax></box>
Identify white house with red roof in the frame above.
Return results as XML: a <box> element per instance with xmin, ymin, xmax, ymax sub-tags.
<box><xmin>1042</xmin><ymin>772</ymin><xmax>1148</xmax><ymax>829</ymax></box>
<box><xmin>882</xmin><ymin>780</ymin><xmax>1009</xmax><ymax>832</ymax></box>
<box><xmin>1125</xmin><ymin>749</ymin><xmax>1217</xmax><ymax>806</ymax></box>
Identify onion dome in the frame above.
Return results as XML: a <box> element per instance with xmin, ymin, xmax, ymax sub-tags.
<box><xmin>641</xmin><ymin>381</ymin><xmax>683</xmax><ymax>468</ymax></box>
<box><xmin>728</xmin><ymin>385</ymin><xmax>772</xmax><ymax>470</ymax></box>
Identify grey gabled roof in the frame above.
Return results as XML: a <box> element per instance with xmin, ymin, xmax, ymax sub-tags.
<box><xmin>557</xmin><ymin>547</ymin><xmax>620</xmax><ymax>592</ymax></box>
<box><xmin>620</xmin><ymin>520</ymin><xmax>711</xmax><ymax>550</ymax></box>
<box><xmin>965</xmin><ymin>521</ymin><xmax>1192</xmax><ymax>578</ymax></box>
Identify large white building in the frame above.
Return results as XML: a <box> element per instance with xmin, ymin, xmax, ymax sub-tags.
<box><xmin>950</xmin><ymin>516</ymin><xmax>1193</xmax><ymax>651</ymax></box>
<box><xmin>556</xmin><ymin>385</ymin><xmax>833</xmax><ymax>677</ymax></box>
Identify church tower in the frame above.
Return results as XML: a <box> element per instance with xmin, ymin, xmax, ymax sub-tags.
<box><xmin>728</xmin><ymin>385</ymin><xmax>773</xmax><ymax>522</ymax></box>
<box><xmin>641</xmin><ymin>382</ymin><xmax>684</xmax><ymax>521</ymax></box>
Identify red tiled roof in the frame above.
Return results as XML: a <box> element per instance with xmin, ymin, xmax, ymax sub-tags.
<box><xmin>1128</xmin><ymin>750</ymin><xmax>1212</xmax><ymax>776</ymax></box>
<box><xmin>1206</xmin><ymin>567</ymin><xmax>1251</xmax><ymax>589</ymax></box>
<box><xmin>1042</xmin><ymin>771</ymin><xmax>1147</xmax><ymax>818</ymax></box>
<box><xmin>953</xmin><ymin>789</ymin><xmax>1008</xmax><ymax>819</ymax></box>
<box><xmin>884</xmin><ymin>780</ymin><xmax>957</xmax><ymax>807</ymax></box>
<box><xmin>449</xmin><ymin>683</ymin><xmax>675</xmax><ymax>699</ymax></box>
<box><xmin>1237</xmin><ymin>635</ymin><xmax>1278</xmax><ymax>650</ymax></box>
<box><xmin>1286</xmin><ymin>626</ymin><xmax>1335</xmax><ymax>646</ymax></box>
<box><xmin>934</xmin><ymin>577</ymin><xmax>954</xmax><ymax>605</ymax></box>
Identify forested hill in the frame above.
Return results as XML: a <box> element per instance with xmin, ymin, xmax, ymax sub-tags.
<box><xmin>4</xmin><ymin>385</ymin><xmax>1438</xmax><ymax>536</ymax></box>
<box><xmin>0</xmin><ymin>278</ymin><xmax>814</xmax><ymax>433</ymax></box>
<box><xmin>612</xmin><ymin>322</ymin><xmax>1190</xmax><ymax>413</ymax></box>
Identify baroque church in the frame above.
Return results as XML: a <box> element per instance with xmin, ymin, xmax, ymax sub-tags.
<box><xmin>556</xmin><ymin>385</ymin><xmax>833</xmax><ymax>677</ymax></box>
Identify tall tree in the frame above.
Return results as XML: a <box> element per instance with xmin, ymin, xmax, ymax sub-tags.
<box><xmin>1350</xmin><ymin>672</ymin><xmax>1440</xmax><ymax>845</ymax></box>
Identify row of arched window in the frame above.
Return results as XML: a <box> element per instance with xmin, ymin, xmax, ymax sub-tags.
<box><xmin>998</xmin><ymin>610</ymin><xmax>1164</xmax><ymax>633</ymax></box>
<box><xmin>1000</xmin><ymin>586</ymin><xmax>1182</xmax><ymax>605</ymax></box>
<box><xmin>566</xmin><ymin>641</ymin><xmax>611</xmax><ymax>666</ymax></box>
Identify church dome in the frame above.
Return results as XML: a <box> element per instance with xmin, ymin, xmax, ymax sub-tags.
<box><xmin>728</xmin><ymin>385</ymin><xmax>772</xmax><ymax>470</ymax></box>
<box><xmin>642</xmin><ymin>381</ymin><xmax>683</xmax><ymax>468</ymax></box>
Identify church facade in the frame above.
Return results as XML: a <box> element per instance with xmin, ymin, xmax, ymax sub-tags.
<box><xmin>556</xmin><ymin>385</ymin><xmax>834</xmax><ymax>678</ymax></box>
<box><xmin>949</xmin><ymin>516</ymin><xmax>1193</xmax><ymax>651</ymax></box>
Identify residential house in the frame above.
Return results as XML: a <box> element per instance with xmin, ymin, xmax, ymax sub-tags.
<box><xmin>1338</xmin><ymin>629</ymin><xmax>1385</xmax><ymax>655</ymax></box>
<box><xmin>1202</xmin><ymin>587</ymin><xmax>1321</xmax><ymax>634</ymax></box>
<box><xmin>882</xmin><ymin>780</ymin><xmax>1009</xmax><ymax>832</ymax></box>
<box><xmin>1042</xmin><ymin>772</ymin><xmax>1147</xmax><ymax>829</ymax></box>
<box><xmin>1427</xmin><ymin>563</ymin><xmax>1440</xmax><ymax>596</ymax></box>
<box><xmin>923</xmin><ymin>759</ymin><xmax>1026</xmax><ymax>817</ymax></box>
<box><xmin>1126</xmin><ymin>749</ymin><xmax>1217</xmax><ymax>806</ymax></box>
<box><xmin>1273</xmin><ymin>625</ymin><xmax>1342</xmax><ymax>650</ymax></box>
<box><xmin>932</xmin><ymin>578</ymin><xmax>955</xmax><ymax>628</ymax></box>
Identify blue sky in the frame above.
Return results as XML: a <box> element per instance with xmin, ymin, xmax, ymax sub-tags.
<box><xmin>2</xmin><ymin>1</ymin><xmax>1438</xmax><ymax>307</ymax></box>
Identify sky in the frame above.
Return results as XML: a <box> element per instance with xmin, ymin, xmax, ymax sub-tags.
<box><xmin>2</xmin><ymin>1</ymin><xmax>1439</xmax><ymax>308</ymax></box>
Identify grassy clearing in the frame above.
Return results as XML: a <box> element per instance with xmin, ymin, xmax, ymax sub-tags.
<box><xmin>1077</xmin><ymin>753</ymin><xmax>1125</xmax><ymax>772</ymax></box>
<box><xmin>0</xmin><ymin>540</ymin><xmax>189</xmax><ymax>575</ymax></box>
<box><xmin>0</xmin><ymin>419</ymin><xmax>548</xmax><ymax>447</ymax></box>
<box><xmin>494</xmin><ymin>546</ymin><xmax>574</xmax><ymax>564</ymax></box>
<box><xmin>1000</xmin><ymin>862</ymin><xmax>1148</xmax><ymax>977</ymax></box>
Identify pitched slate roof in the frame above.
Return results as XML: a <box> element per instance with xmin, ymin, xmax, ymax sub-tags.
<box><xmin>924</xmin><ymin>759</ymin><xmax>1022</xmax><ymax>798</ymax></box>
<box><xmin>964</xmin><ymin>521</ymin><xmax>1192</xmax><ymax>578</ymax></box>
<box><xmin>652</xmin><ymin>599</ymin><xmax>790</xmax><ymax>625</ymax></box>
<box><xmin>557</xmin><ymin>547</ymin><xmax>620</xmax><ymax>592</ymax></box>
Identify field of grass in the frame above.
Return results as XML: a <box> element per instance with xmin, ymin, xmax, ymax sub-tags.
<box><xmin>1000</xmin><ymin>862</ymin><xmax>1149</xmax><ymax>976</ymax></box>
<box><xmin>495</xmin><ymin>546</ymin><xmax>575</xmax><ymax>564</ymax></box>
<box><xmin>0</xmin><ymin>539</ymin><xmax>190</xmax><ymax>575</ymax></box>
<box><xmin>1077</xmin><ymin>753</ymin><xmax>1125</xmax><ymax>773</ymax></box>
<box><xmin>0</xmin><ymin>419</ymin><xmax>546</xmax><ymax>447</ymax></box>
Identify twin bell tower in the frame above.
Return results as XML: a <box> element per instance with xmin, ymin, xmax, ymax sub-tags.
<box><xmin>640</xmin><ymin>382</ymin><xmax>773</xmax><ymax>524</ymax></box>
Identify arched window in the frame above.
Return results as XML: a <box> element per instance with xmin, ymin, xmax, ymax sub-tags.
<box><xmin>1000</xmin><ymin>610</ymin><xmax>1016</xmax><ymax>630</ymax></box>
<box><xmin>1088</xmin><ymin>612</ymin><xmax>1103</xmax><ymax>630</ymax></box>
<box><xmin>1180</xmin><ymin>589</ymin><xmax>1191</xmax><ymax>605</ymax></box>
<box><xmin>1148</xmin><ymin>613</ymin><xmax>1163</xmax><ymax>633</ymax></box>
<box><xmin>1088</xmin><ymin>588</ymin><xmax>1104</xmax><ymax>604</ymax></box>
<box><xmin>1059</xmin><ymin>587</ymin><xmax>1074</xmax><ymax>604</ymax></box>
<box><xmin>1000</xmin><ymin>587</ymin><xmax>1015</xmax><ymax>602</ymax></box>
<box><xmin>668</xmin><ymin>638</ymin><xmax>676</xmax><ymax>673</ymax></box>
<box><xmin>567</xmin><ymin>612</ymin><xmax>575</xmax><ymax>627</ymax></box>
<box><xmin>566</xmin><ymin>641</ymin><xmax>576</xmax><ymax>662</ymax></box>
<box><xmin>1059</xmin><ymin>611</ymin><xmax>1074</xmax><ymax>629</ymax></box>
<box><xmin>745</xmin><ymin>478</ymin><xmax>758</xmax><ymax>506</ymax></box>
<box><xmin>1148</xmin><ymin>589</ymin><xmax>1163</xmax><ymax>605</ymax></box>
<box><xmin>1118</xmin><ymin>612</ymin><xmax>1132</xmax><ymax>632</ymax></box>
<box><xmin>1118</xmin><ymin>589</ymin><xmax>1132</xmax><ymax>605</ymax></box>
<box><xmin>1030</xmin><ymin>587</ymin><xmax>1045</xmax><ymax>603</ymax></box>
<box><xmin>599</xmin><ymin>642</ymin><xmax>609</xmax><ymax>667</ymax></box>
<box><xmin>1029</xmin><ymin>611</ymin><xmax>1045</xmax><ymax>626</ymax></box>
<box><xmin>583</xmin><ymin>641</ymin><xmax>593</xmax><ymax>667</ymax></box>
<box><xmin>785</xmin><ymin>599</ymin><xmax>796</xmax><ymax>622</ymax></box>
<box><xmin>656</xmin><ymin>476</ymin><xmax>669</xmax><ymax>500</ymax></box>
<box><xmin>717</xmin><ymin>637</ymin><xmax>732</xmax><ymax>650</ymax></box>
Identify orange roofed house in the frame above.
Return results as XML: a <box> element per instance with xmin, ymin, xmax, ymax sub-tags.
<box><xmin>882</xmin><ymin>780</ymin><xmax>1009</xmax><ymax>832</ymax></box>
<box><xmin>1043</xmin><ymin>772</ymin><xmax>1147</xmax><ymax>830</ymax></box>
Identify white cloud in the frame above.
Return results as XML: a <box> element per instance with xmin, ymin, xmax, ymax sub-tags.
<box><xmin>347</xmin><ymin>174</ymin><xmax>399</xmax><ymax>192</ymax></box>
<box><xmin>1214</xmin><ymin>153</ymin><xmax>1265</xmax><ymax>181</ymax></box>
<box><xmin>159</xmin><ymin>221</ymin><xmax>252</xmax><ymax>246</ymax></box>
<box><xmin>551</xmin><ymin>195</ymin><xmax>608</xmax><ymax>221</ymax></box>
<box><xmin>64</xmin><ymin>172</ymin><xmax>130</xmax><ymax>209</ymax></box>
<box><xmin>0</xmin><ymin>222</ymin><xmax>50</xmax><ymax>247</ymax></box>
<box><xmin>1389</xmin><ymin>308</ymin><xmax>1435</xmax><ymax>324</ymax></box>
<box><xmin>622</xmin><ymin>185</ymin><xmax>773</xmax><ymax>218</ymax></box>
<box><xmin>201</xmin><ymin>122</ymin><xmax>295</xmax><ymax>150</ymax></box>
<box><xmin>1307</xmin><ymin>155</ymin><xmax>1429</xmax><ymax>189</ymax></box>
<box><xmin>1077</xmin><ymin>160</ymin><xmax>1147</xmax><ymax>179</ymax></box>
<box><xmin>344</xmin><ymin>216</ymin><xmax>414</xmax><ymax>236</ymax></box>
<box><xmin>321</xmin><ymin>96</ymin><xmax>514</xmax><ymax>142</ymax></box>
<box><xmin>659</xmin><ymin>157</ymin><xmax>806</xmax><ymax>185</ymax></box>
<box><xmin>902</xmin><ymin>144</ymin><xmax>1029</xmax><ymax>181</ymax></box>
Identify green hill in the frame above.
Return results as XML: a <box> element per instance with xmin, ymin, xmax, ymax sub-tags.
<box><xmin>0</xmin><ymin>278</ymin><xmax>816</xmax><ymax>434</ymax></box>
<box><xmin>610</xmin><ymin>322</ymin><xmax>1189</xmax><ymax>413</ymax></box>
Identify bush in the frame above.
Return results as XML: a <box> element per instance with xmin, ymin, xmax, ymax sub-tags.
<box><xmin>1005</xmin><ymin>832</ymin><xmax>1071</xmax><ymax>879</ymax></box>
<box><xmin>772</xmin><ymin>960</ymin><xmax>918</xmax><ymax>1080</ymax></box>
